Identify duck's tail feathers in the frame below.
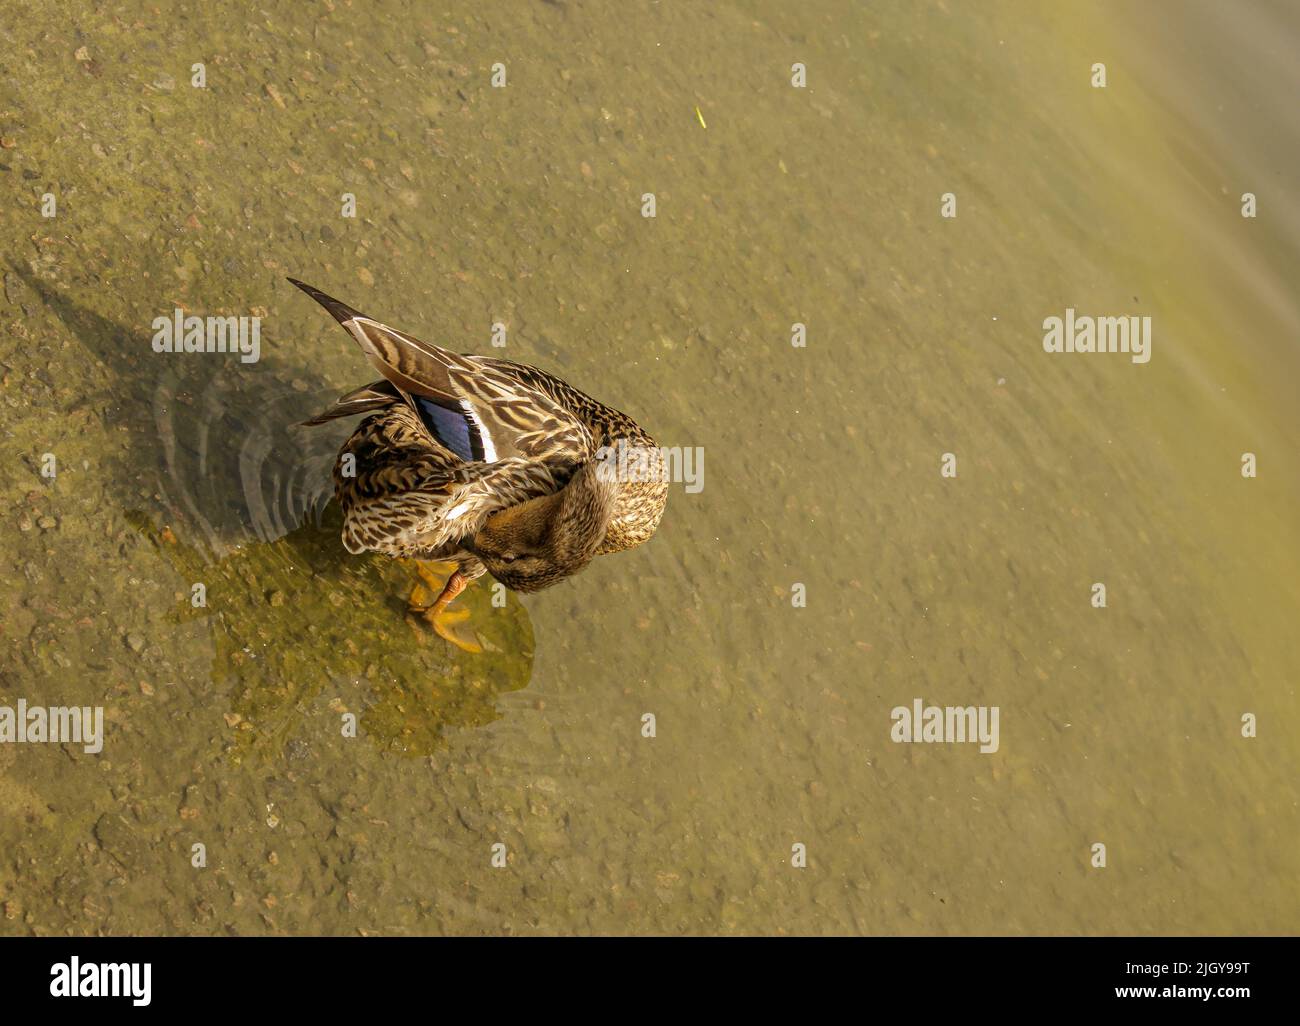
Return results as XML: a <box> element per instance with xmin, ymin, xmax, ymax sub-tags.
<box><xmin>300</xmin><ymin>380</ymin><xmax>403</xmax><ymax>427</ymax></box>
<box><xmin>287</xmin><ymin>277</ymin><xmax>369</xmax><ymax>326</ymax></box>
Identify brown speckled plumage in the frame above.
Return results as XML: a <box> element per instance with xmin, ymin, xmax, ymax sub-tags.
<box><xmin>291</xmin><ymin>279</ymin><xmax>667</xmax><ymax>593</ymax></box>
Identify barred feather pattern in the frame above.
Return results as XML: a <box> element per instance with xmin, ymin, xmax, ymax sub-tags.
<box><xmin>291</xmin><ymin>277</ymin><xmax>668</xmax><ymax>579</ymax></box>
<box><xmin>498</xmin><ymin>363</ymin><xmax>669</xmax><ymax>555</ymax></box>
<box><xmin>333</xmin><ymin>403</ymin><xmax>573</xmax><ymax>561</ymax></box>
<box><xmin>323</xmin><ymin>358</ymin><xmax>665</xmax><ymax>567</ymax></box>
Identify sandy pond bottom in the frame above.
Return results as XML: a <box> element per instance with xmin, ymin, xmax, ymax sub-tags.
<box><xmin>0</xmin><ymin>0</ymin><xmax>1297</xmax><ymax>934</ymax></box>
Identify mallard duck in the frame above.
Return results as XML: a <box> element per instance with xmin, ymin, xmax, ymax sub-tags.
<box><xmin>290</xmin><ymin>278</ymin><xmax>668</xmax><ymax>651</ymax></box>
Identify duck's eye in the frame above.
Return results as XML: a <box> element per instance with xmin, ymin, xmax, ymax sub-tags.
<box><xmin>499</xmin><ymin>553</ymin><xmax>517</xmax><ymax>563</ymax></box>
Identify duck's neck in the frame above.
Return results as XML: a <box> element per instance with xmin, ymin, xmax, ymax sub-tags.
<box><xmin>552</xmin><ymin>462</ymin><xmax>619</xmax><ymax>562</ymax></box>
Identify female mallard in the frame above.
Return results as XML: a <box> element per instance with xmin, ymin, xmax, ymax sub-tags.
<box><xmin>290</xmin><ymin>278</ymin><xmax>668</xmax><ymax>651</ymax></box>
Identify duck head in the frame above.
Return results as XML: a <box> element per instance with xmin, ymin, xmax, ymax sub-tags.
<box><xmin>465</xmin><ymin>463</ymin><xmax>617</xmax><ymax>592</ymax></box>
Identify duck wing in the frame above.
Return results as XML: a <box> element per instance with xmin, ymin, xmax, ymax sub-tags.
<box><xmin>335</xmin><ymin>403</ymin><xmax>573</xmax><ymax>555</ymax></box>
<box><xmin>288</xmin><ymin>278</ymin><xmax>591</xmax><ymax>466</ymax></box>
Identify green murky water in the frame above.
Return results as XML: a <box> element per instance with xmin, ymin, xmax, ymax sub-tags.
<box><xmin>1</xmin><ymin>0</ymin><xmax>1296</xmax><ymax>934</ymax></box>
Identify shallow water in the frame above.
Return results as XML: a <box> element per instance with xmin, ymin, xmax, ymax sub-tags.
<box><xmin>0</xmin><ymin>0</ymin><xmax>1296</xmax><ymax>934</ymax></box>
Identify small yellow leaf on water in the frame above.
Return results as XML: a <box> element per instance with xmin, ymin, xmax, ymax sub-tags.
<box><xmin>694</xmin><ymin>105</ymin><xmax>707</xmax><ymax>129</ymax></box>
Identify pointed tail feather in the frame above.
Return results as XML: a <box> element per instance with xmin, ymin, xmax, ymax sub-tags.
<box><xmin>300</xmin><ymin>380</ymin><xmax>402</xmax><ymax>426</ymax></box>
<box><xmin>286</xmin><ymin>277</ymin><xmax>369</xmax><ymax>325</ymax></box>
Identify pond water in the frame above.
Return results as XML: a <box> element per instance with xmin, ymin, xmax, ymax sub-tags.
<box><xmin>0</xmin><ymin>0</ymin><xmax>1296</xmax><ymax>934</ymax></box>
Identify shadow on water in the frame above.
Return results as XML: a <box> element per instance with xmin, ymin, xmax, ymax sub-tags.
<box><xmin>8</xmin><ymin>261</ymin><xmax>340</xmax><ymax>555</ymax></box>
<box><xmin>129</xmin><ymin>506</ymin><xmax>536</xmax><ymax>759</ymax></box>
<box><xmin>12</xmin><ymin>264</ymin><xmax>537</xmax><ymax>756</ymax></box>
